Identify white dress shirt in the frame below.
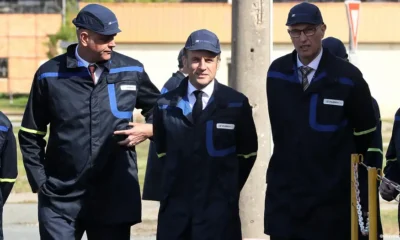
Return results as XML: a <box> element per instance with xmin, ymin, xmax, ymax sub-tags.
<box><xmin>297</xmin><ymin>48</ymin><xmax>323</xmax><ymax>84</ymax></box>
<box><xmin>187</xmin><ymin>80</ymin><xmax>214</xmax><ymax>110</ymax></box>
<box><xmin>75</xmin><ymin>46</ymin><xmax>104</xmax><ymax>84</ymax></box>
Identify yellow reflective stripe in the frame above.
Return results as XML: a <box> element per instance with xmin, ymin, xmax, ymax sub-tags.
<box><xmin>157</xmin><ymin>153</ymin><xmax>166</xmax><ymax>158</ymax></box>
<box><xmin>367</xmin><ymin>148</ymin><xmax>383</xmax><ymax>155</ymax></box>
<box><xmin>387</xmin><ymin>158</ymin><xmax>397</xmax><ymax>162</ymax></box>
<box><xmin>0</xmin><ymin>178</ymin><xmax>16</xmax><ymax>183</ymax></box>
<box><xmin>20</xmin><ymin>127</ymin><xmax>46</xmax><ymax>136</ymax></box>
<box><xmin>353</xmin><ymin>127</ymin><xmax>376</xmax><ymax>136</ymax></box>
<box><xmin>237</xmin><ymin>152</ymin><xmax>257</xmax><ymax>159</ymax></box>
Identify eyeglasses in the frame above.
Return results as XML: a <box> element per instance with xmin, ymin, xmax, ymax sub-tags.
<box><xmin>288</xmin><ymin>26</ymin><xmax>320</xmax><ymax>38</ymax></box>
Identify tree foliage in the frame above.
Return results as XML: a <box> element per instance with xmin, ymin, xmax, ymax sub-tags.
<box><xmin>46</xmin><ymin>0</ymin><xmax>79</xmax><ymax>59</ymax></box>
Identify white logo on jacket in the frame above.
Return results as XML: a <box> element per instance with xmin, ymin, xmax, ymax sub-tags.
<box><xmin>120</xmin><ymin>85</ymin><xmax>136</xmax><ymax>91</ymax></box>
<box><xmin>323</xmin><ymin>99</ymin><xmax>344</xmax><ymax>106</ymax></box>
<box><xmin>216</xmin><ymin>123</ymin><xmax>235</xmax><ymax>130</ymax></box>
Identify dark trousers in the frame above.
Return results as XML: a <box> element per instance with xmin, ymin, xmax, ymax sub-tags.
<box><xmin>38</xmin><ymin>198</ymin><xmax>131</xmax><ymax>240</ymax></box>
<box><xmin>157</xmin><ymin>197</ymin><xmax>242</xmax><ymax>240</ymax></box>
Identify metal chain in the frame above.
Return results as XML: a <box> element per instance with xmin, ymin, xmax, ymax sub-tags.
<box><xmin>353</xmin><ymin>161</ymin><xmax>370</xmax><ymax>236</ymax></box>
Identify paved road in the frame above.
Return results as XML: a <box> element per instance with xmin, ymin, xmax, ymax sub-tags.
<box><xmin>3</xmin><ymin>203</ymin><xmax>157</xmax><ymax>240</ymax></box>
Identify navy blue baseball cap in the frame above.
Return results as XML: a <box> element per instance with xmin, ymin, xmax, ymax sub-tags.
<box><xmin>184</xmin><ymin>29</ymin><xmax>221</xmax><ymax>54</ymax></box>
<box><xmin>286</xmin><ymin>2</ymin><xmax>324</xmax><ymax>26</ymax></box>
<box><xmin>72</xmin><ymin>4</ymin><xmax>121</xmax><ymax>36</ymax></box>
<box><xmin>322</xmin><ymin>37</ymin><xmax>348</xmax><ymax>60</ymax></box>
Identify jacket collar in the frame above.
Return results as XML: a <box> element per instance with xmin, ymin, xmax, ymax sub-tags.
<box><xmin>66</xmin><ymin>43</ymin><xmax>111</xmax><ymax>71</ymax></box>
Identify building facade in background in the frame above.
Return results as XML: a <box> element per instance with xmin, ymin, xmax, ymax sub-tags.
<box><xmin>1</xmin><ymin>2</ymin><xmax>400</xmax><ymax>119</ymax></box>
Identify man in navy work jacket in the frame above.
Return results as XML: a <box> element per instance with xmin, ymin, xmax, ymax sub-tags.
<box><xmin>265</xmin><ymin>2</ymin><xmax>377</xmax><ymax>240</ymax></box>
<box><xmin>18</xmin><ymin>4</ymin><xmax>159</xmax><ymax>240</ymax></box>
<box><xmin>323</xmin><ymin>36</ymin><xmax>384</xmax><ymax>240</ymax></box>
<box><xmin>143</xmin><ymin>47</ymin><xmax>189</xmax><ymax>201</ymax></box>
<box><xmin>153</xmin><ymin>29</ymin><xmax>258</xmax><ymax>240</ymax></box>
<box><xmin>0</xmin><ymin>111</ymin><xmax>17</xmax><ymax>240</ymax></box>
<box><xmin>380</xmin><ymin>108</ymin><xmax>400</xmax><ymax>234</ymax></box>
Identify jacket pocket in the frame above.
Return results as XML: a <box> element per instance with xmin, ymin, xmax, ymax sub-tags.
<box><xmin>107</xmin><ymin>78</ymin><xmax>137</xmax><ymax>119</ymax></box>
<box><xmin>205</xmin><ymin>120</ymin><xmax>236</xmax><ymax>157</ymax></box>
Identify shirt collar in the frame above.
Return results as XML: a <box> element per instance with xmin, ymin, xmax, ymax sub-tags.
<box><xmin>297</xmin><ymin>48</ymin><xmax>323</xmax><ymax>70</ymax></box>
<box><xmin>75</xmin><ymin>45</ymin><xmax>95</xmax><ymax>68</ymax></box>
<box><xmin>187</xmin><ymin>79</ymin><xmax>214</xmax><ymax>97</ymax></box>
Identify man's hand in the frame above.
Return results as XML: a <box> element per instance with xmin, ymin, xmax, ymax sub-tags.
<box><xmin>379</xmin><ymin>181</ymin><xmax>397</xmax><ymax>201</ymax></box>
<box><xmin>113</xmin><ymin>122</ymin><xmax>153</xmax><ymax>147</ymax></box>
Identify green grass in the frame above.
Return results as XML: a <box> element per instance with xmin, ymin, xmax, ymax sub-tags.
<box><xmin>0</xmin><ymin>96</ymin><xmax>28</xmax><ymax>113</ymax></box>
<box><xmin>12</xmin><ymin>126</ymin><xmax>150</xmax><ymax>193</ymax></box>
<box><xmin>381</xmin><ymin>209</ymin><xmax>399</xmax><ymax>235</ymax></box>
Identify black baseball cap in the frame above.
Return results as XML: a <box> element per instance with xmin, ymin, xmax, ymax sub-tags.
<box><xmin>322</xmin><ymin>37</ymin><xmax>348</xmax><ymax>60</ymax></box>
<box><xmin>184</xmin><ymin>29</ymin><xmax>221</xmax><ymax>54</ymax></box>
<box><xmin>286</xmin><ymin>2</ymin><xmax>324</xmax><ymax>26</ymax></box>
<box><xmin>72</xmin><ymin>4</ymin><xmax>121</xmax><ymax>36</ymax></box>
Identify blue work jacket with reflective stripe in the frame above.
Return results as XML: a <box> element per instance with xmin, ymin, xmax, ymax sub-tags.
<box><xmin>384</xmin><ymin>108</ymin><xmax>400</xmax><ymax>184</ymax></box>
<box><xmin>153</xmin><ymin>79</ymin><xmax>258</xmax><ymax>209</ymax></box>
<box><xmin>18</xmin><ymin>44</ymin><xmax>160</xmax><ymax>225</ymax></box>
<box><xmin>265</xmin><ymin>49</ymin><xmax>377</xmax><ymax>240</ymax></box>
<box><xmin>0</xmin><ymin>112</ymin><xmax>17</xmax><ymax>204</ymax></box>
<box><xmin>143</xmin><ymin>70</ymin><xmax>186</xmax><ymax>201</ymax></box>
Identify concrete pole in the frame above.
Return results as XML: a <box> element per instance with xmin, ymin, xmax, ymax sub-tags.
<box><xmin>231</xmin><ymin>0</ymin><xmax>272</xmax><ymax>239</ymax></box>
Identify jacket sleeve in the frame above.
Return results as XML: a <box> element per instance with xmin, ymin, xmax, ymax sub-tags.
<box><xmin>0</xmin><ymin>124</ymin><xmax>17</xmax><ymax>204</ymax></box>
<box><xmin>136</xmin><ymin>67</ymin><xmax>161</xmax><ymax>124</ymax></box>
<box><xmin>383</xmin><ymin>108</ymin><xmax>400</xmax><ymax>184</ymax></box>
<box><xmin>364</xmin><ymin>98</ymin><xmax>383</xmax><ymax>168</ymax></box>
<box><xmin>161</xmin><ymin>75</ymin><xmax>183</xmax><ymax>94</ymax></box>
<box><xmin>346</xmin><ymin>74</ymin><xmax>377</xmax><ymax>155</ymax></box>
<box><xmin>236</xmin><ymin>97</ymin><xmax>258</xmax><ymax>191</ymax></box>
<box><xmin>18</xmin><ymin>71</ymin><xmax>49</xmax><ymax>193</ymax></box>
<box><xmin>153</xmin><ymin>103</ymin><xmax>166</xmax><ymax>161</ymax></box>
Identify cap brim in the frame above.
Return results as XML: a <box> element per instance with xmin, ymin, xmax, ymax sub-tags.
<box><xmin>185</xmin><ymin>44</ymin><xmax>221</xmax><ymax>54</ymax></box>
<box><xmin>286</xmin><ymin>20</ymin><xmax>321</xmax><ymax>26</ymax></box>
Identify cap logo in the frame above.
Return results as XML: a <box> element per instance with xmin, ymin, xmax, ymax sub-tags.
<box><xmin>195</xmin><ymin>40</ymin><xmax>213</xmax><ymax>44</ymax></box>
<box><xmin>108</xmin><ymin>20</ymin><xmax>117</xmax><ymax>25</ymax></box>
<box><xmin>292</xmin><ymin>14</ymin><xmax>296</xmax><ymax>17</ymax></box>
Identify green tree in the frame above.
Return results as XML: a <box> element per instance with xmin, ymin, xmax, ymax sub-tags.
<box><xmin>46</xmin><ymin>0</ymin><xmax>79</xmax><ymax>59</ymax></box>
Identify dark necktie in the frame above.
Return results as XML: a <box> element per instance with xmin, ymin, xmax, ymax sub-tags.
<box><xmin>88</xmin><ymin>64</ymin><xmax>97</xmax><ymax>83</ymax></box>
<box><xmin>192</xmin><ymin>90</ymin><xmax>203</xmax><ymax>123</ymax></box>
<box><xmin>299</xmin><ymin>66</ymin><xmax>313</xmax><ymax>91</ymax></box>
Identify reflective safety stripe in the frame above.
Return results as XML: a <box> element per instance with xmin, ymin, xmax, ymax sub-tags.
<box><xmin>20</xmin><ymin>127</ymin><xmax>46</xmax><ymax>136</ymax></box>
<box><xmin>237</xmin><ymin>152</ymin><xmax>257</xmax><ymax>159</ymax></box>
<box><xmin>157</xmin><ymin>153</ymin><xmax>166</xmax><ymax>158</ymax></box>
<box><xmin>386</xmin><ymin>158</ymin><xmax>397</xmax><ymax>162</ymax></box>
<box><xmin>0</xmin><ymin>178</ymin><xmax>16</xmax><ymax>183</ymax></box>
<box><xmin>353</xmin><ymin>127</ymin><xmax>376</xmax><ymax>136</ymax></box>
<box><xmin>367</xmin><ymin>148</ymin><xmax>383</xmax><ymax>155</ymax></box>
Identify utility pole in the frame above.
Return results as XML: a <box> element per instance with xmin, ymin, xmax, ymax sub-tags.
<box><xmin>62</xmin><ymin>0</ymin><xmax>66</xmax><ymax>25</ymax></box>
<box><xmin>231</xmin><ymin>0</ymin><xmax>272</xmax><ymax>239</ymax></box>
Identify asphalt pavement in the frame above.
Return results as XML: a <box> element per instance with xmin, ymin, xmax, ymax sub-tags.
<box><xmin>3</xmin><ymin>203</ymin><xmax>157</xmax><ymax>240</ymax></box>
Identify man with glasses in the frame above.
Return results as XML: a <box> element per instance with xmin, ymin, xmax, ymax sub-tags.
<box><xmin>264</xmin><ymin>2</ymin><xmax>377</xmax><ymax>240</ymax></box>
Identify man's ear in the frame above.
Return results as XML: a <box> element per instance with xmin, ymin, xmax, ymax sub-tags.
<box><xmin>183</xmin><ymin>55</ymin><xmax>188</xmax><ymax>68</ymax></box>
<box><xmin>320</xmin><ymin>24</ymin><xmax>327</xmax><ymax>38</ymax></box>
<box><xmin>79</xmin><ymin>31</ymin><xmax>90</xmax><ymax>47</ymax></box>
